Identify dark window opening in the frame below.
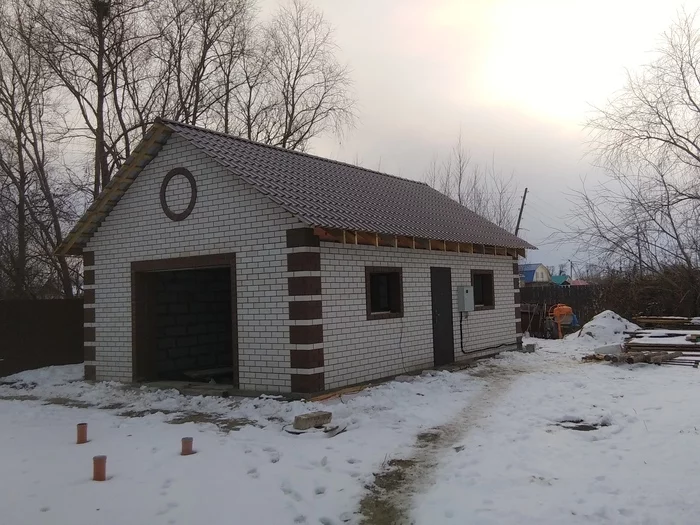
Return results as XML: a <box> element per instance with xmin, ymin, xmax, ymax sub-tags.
<box><xmin>471</xmin><ymin>270</ymin><xmax>495</xmax><ymax>310</ymax></box>
<box><xmin>365</xmin><ymin>267</ymin><xmax>403</xmax><ymax>320</ymax></box>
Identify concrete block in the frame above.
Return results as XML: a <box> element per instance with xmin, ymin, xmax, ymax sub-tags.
<box><xmin>293</xmin><ymin>411</ymin><xmax>332</xmax><ymax>430</ymax></box>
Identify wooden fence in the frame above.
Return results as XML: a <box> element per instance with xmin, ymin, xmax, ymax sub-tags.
<box><xmin>0</xmin><ymin>299</ymin><xmax>83</xmax><ymax>378</ymax></box>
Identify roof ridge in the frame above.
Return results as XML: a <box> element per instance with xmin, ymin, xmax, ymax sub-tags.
<box><xmin>158</xmin><ymin>118</ymin><xmax>429</xmax><ymax>187</ymax></box>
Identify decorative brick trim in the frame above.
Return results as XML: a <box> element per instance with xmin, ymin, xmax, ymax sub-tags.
<box><xmin>84</xmin><ymin>289</ymin><xmax>95</xmax><ymax>304</ymax></box>
<box><xmin>286</xmin><ymin>227</ymin><xmax>324</xmax><ymax>392</ymax></box>
<box><xmin>288</xmin><ymin>276</ymin><xmax>322</xmax><ymax>296</ymax></box>
<box><xmin>84</xmin><ymin>345</ymin><xmax>96</xmax><ymax>361</ymax></box>
<box><xmin>84</xmin><ymin>251</ymin><xmax>95</xmax><ymax>267</ymax></box>
<box><xmin>290</xmin><ymin>348</ymin><xmax>324</xmax><ymax>368</ymax></box>
<box><xmin>289</xmin><ymin>325</ymin><xmax>323</xmax><ymax>344</ymax></box>
<box><xmin>287</xmin><ymin>252</ymin><xmax>321</xmax><ymax>272</ymax></box>
<box><xmin>291</xmin><ymin>372</ymin><xmax>324</xmax><ymax>393</ymax></box>
<box><xmin>84</xmin><ymin>308</ymin><xmax>95</xmax><ymax>323</ymax></box>
<box><xmin>286</xmin><ymin>227</ymin><xmax>319</xmax><ymax>248</ymax></box>
<box><xmin>514</xmin><ymin>291</ymin><xmax>521</xmax><ymax>305</ymax></box>
<box><xmin>513</xmin><ymin>277</ymin><xmax>520</xmax><ymax>289</ymax></box>
<box><xmin>84</xmin><ymin>269</ymin><xmax>95</xmax><ymax>286</ymax></box>
<box><xmin>512</xmin><ymin>262</ymin><xmax>519</xmax><ymax>274</ymax></box>
<box><xmin>160</xmin><ymin>167</ymin><xmax>197</xmax><ymax>221</ymax></box>
<box><xmin>515</xmin><ymin>306</ymin><xmax>521</xmax><ymax>318</ymax></box>
<box><xmin>516</xmin><ymin>320</ymin><xmax>522</xmax><ymax>334</ymax></box>
<box><xmin>289</xmin><ymin>300</ymin><xmax>322</xmax><ymax>320</ymax></box>
<box><xmin>84</xmin><ymin>327</ymin><xmax>95</xmax><ymax>342</ymax></box>
<box><xmin>84</xmin><ymin>364</ymin><xmax>96</xmax><ymax>381</ymax></box>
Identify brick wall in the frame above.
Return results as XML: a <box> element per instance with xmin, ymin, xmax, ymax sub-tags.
<box><xmin>320</xmin><ymin>243</ymin><xmax>519</xmax><ymax>390</ymax></box>
<box><xmin>86</xmin><ymin>134</ymin><xmax>301</xmax><ymax>392</ymax></box>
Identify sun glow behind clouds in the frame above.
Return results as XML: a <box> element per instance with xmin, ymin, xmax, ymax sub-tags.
<box><xmin>419</xmin><ymin>0</ymin><xmax>685</xmax><ymax>123</ymax></box>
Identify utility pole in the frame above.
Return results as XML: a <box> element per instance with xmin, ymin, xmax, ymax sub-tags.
<box><xmin>635</xmin><ymin>226</ymin><xmax>643</xmax><ymax>276</ymax></box>
<box><xmin>514</xmin><ymin>187</ymin><xmax>528</xmax><ymax>236</ymax></box>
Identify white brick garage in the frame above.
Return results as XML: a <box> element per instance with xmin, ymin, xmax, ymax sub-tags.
<box><xmin>321</xmin><ymin>244</ymin><xmax>519</xmax><ymax>389</ymax></box>
<box><xmin>59</xmin><ymin>119</ymin><xmax>533</xmax><ymax>394</ymax></box>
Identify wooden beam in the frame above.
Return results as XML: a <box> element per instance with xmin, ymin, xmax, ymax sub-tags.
<box><xmin>378</xmin><ymin>233</ymin><xmax>395</xmax><ymax>247</ymax></box>
<box><xmin>344</xmin><ymin>230</ymin><xmax>357</xmax><ymax>244</ymax></box>
<box><xmin>356</xmin><ymin>231</ymin><xmax>376</xmax><ymax>245</ymax></box>
<box><xmin>414</xmin><ymin>238</ymin><xmax>430</xmax><ymax>250</ymax></box>
<box><xmin>396</xmin><ymin>236</ymin><xmax>413</xmax><ymax>249</ymax></box>
<box><xmin>430</xmin><ymin>239</ymin><xmax>446</xmax><ymax>251</ymax></box>
<box><xmin>313</xmin><ymin>227</ymin><xmax>343</xmax><ymax>243</ymax></box>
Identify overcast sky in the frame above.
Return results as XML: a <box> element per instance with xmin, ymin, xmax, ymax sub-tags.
<box><xmin>260</xmin><ymin>0</ymin><xmax>691</xmax><ymax>274</ymax></box>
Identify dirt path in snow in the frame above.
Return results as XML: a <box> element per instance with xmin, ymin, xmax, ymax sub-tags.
<box><xmin>358</xmin><ymin>359</ymin><xmax>540</xmax><ymax>525</ymax></box>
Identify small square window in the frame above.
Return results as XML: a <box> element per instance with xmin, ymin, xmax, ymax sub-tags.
<box><xmin>365</xmin><ymin>267</ymin><xmax>403</xmax><ymax>320</ymax></box>
<box><xmin>471</xmin><ymin>270</ymin><xmax>495</xmax><ymax>310</ymax></box>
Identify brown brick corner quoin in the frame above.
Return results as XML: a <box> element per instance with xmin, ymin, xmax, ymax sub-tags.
<box><xmin>286</xmin><ymin>227</ymin><xmax>324</xmax><ymax>393</ymax></box>
<box><xmin>514</xmin><ymin>263</ymin><xmax>523</xmax><ymax>348</ymax></box>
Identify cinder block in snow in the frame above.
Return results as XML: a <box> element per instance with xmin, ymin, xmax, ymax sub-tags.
<box><xmin>293</xmin><ymin>411</ymin><xmax>332</xmax><ymax>430</ymax></box>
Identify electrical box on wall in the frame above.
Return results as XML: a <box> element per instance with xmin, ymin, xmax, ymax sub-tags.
<box><xmin>457</xmin><ymin>285</ymin><xmax>475</xmax><ymax>312</ymax></box>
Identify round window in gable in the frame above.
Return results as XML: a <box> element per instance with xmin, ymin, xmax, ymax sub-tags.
<box><xmin>160</xmin><ymin>167</ymin><xmax>197</xmax><ymax>221</ymax></box>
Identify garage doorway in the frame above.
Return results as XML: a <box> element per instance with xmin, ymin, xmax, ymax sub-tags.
<box><xmin>131</xmin><ymin>254</ymin><xmax>238</xmax><ymax>387</ymax></box>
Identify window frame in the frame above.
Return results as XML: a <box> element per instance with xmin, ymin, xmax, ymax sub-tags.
<box><xmin>365</xmin><ymin>266</ymin><xmax>404</xmax><ymax>320</ymax></box>
<box><xmin>471</xmin><ymin>269</ymin><xmax>495</xmax><ymax>311</ymax></box>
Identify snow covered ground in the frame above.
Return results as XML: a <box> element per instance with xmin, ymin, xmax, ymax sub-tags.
<box><xmin>3</xmin><ymin>311</ymin><xmax>700</xmax><ymax>524</ymax></box>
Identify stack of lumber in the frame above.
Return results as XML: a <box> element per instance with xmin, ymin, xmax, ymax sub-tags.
<box><xmin>608</xmin><ymin>350</ymin><xmax>682</xmax><ymax>364</ymax></box>
<box><xmin>622</xmin><ymin>326</ymin><xmax>700</xmax><ymax>367</ymax></box>
<box><xmin>634</xmin><ymin>316</ymin><xmax>700</xmax><ymax>330</ymax></box>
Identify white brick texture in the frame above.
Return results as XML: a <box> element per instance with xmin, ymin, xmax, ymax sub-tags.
<box><xmin>321</xmin><ymin>243</ymin><xmax>518</xmax><ymax>390</ymax></box>
<box><xmin>87</xmin><ymin>135</ymin><xmax>301</xmax><ymax>392</ymax></box>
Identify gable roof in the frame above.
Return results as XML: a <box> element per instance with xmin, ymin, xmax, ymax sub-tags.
<box><xmin>551</xmin><ymin>275</ymin><xmax>571</xmax><ymax>286</ymax></box>
<box><xmin>519</xmin><ymin>263</ymin><xmax>547</xmax><ymax>283</ymax></box>
<box><xmin>57</xmin><ymin>119</ymin><xmax>535</xmax><ymax>256</ymax></box>
<box><xmin>519</xmin><ymin>263</ymin><xmax>544</xmax><ymax>273</ymax></box>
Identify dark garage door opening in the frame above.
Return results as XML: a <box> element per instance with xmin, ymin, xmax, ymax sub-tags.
<box><xmin>131</xmin><ymin>254</ymin><xmax>238</xmax><ymax>387</ymax></box>
<box><xmin>155</xmin><ymin>268</ymin><xmax>232</xmax><ymax>382</ymax></box>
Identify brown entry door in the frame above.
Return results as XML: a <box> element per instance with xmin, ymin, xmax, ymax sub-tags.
<box><xmin>430</xmin><ymin>267</ymin><xmax>455</xmax><ymax>366</ymax></box>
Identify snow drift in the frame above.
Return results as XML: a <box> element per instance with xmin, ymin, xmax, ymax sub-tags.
<box><xmin>567</xmin><ymin>310</ymin><xmax>638</xmax><ymax>346</ymax></box>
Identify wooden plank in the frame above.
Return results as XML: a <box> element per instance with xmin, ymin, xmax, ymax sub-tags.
<box><xmin>313</xmin><ymin>227</ymin><xmax>343</xmax><ymax>242</ymax></box>
<box><xmin>356</xmin><ymin>231</ymin><xmax>376</xmax><ymax>245</ymax></box>
<box><xmin>445</xmin><ymin>241</ymin><xmax>459</xmax><ymax>252</ymax></box>
<box><xmin>344</xmin><ymin>230</ymin><xmax>357</xmax><ymax>244</ymax></box>
<box><xmin>414</xmin><ymin>238</ymin><xmax>430</xmax><ymax>250</ymax></box>
<box><xmin>378</xmin><ymin>233</ymin><xmax>395</xmax><ymax>247</ymax></box>
<box><xmin>183</xmin><ymin>367</ymin><xmax>234</xmax><ymax>379</ymax></box>
<box><xmin>396</xmin><ymin>235</ymin><xmax>413</xmax><ymax>249</ymax></box>
<box><xmin>430</xmin><ymin>239</ymin><xmax>446</xmax><ymax>251</ymax></box>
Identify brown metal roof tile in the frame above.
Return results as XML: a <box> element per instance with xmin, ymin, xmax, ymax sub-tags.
<box><xmin>160</xmin><ymin>119</ymin><xmax>534</xmax><ymax>249</ymax></box>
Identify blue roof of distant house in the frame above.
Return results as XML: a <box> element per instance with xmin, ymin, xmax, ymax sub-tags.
<box><xmin>519</xmin><ymin>263</ymin><xmax>543</xmax><ymax>284</ymax></box>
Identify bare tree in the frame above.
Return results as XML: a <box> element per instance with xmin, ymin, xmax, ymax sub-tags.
<box><xmin>153</xmin><ymin>0</ymin><xmax>252</xmax><ymax>128</ymax></box>
<box><xmin>262</xmin><ymin>0</ymin><xmax>355</xmax><ymax>150</ymax></box>
<box><xmin>424</xmin><ymin>133</ymin><xmax>520</xmax><ymax>231</ymax></box>
<box><xmin>0</xmin><ymin>2</ymin><xmax>77</xmax><ymax>297</ymax></box>
<box><xmin>574</xmin><ymin>10</ymin><xmax>700</xmax><ymax>314</ymax></box>
<box><xmin>24</xmin><ymin>0</ymin><xmax>159</xmax><ymax>197</ymax></box>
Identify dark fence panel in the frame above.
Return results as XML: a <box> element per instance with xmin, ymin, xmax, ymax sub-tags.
<box><xmin>0</xmin><ymin>299</ymin><xmax>83</xmax><ymax>378</ymax></box>
<box><xmin>520</xmin><ymin>285</ymin><xmax>603</xmax><ymax>336</ymax></box>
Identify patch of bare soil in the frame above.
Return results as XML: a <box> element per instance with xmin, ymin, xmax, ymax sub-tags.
<box><xmin>167</xmin><ymin>413</ymin><xmax>256</xmax><ymax>432</ymax></box>
<box><xmin>359</xmin><ymin>363</ymin><xmax>530</xmax><ymax>525</ymax></box>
